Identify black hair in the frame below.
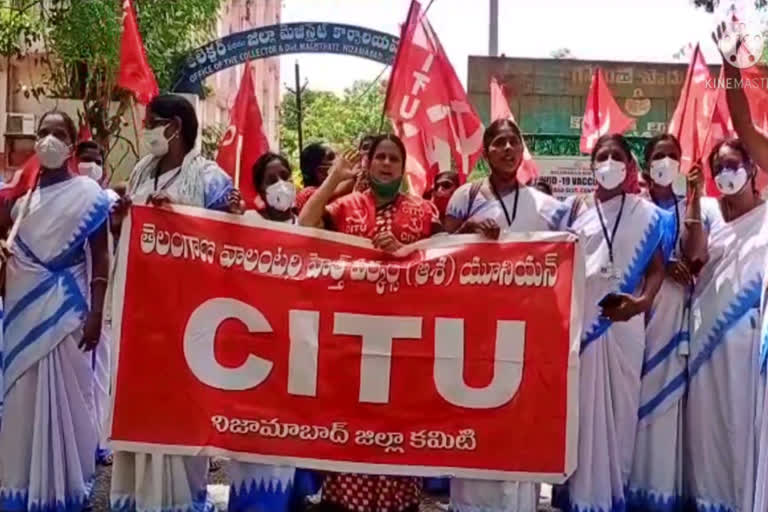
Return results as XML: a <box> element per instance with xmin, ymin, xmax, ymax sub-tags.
<box><xmin>482</xmin><ymin>118</ymin><xmax>523</xmax><ymax>153</ymax></box>
<box><xmin>300</xmin><ymin>142</ymin><xmax>331</xmax><ymax>187</ymax></box>
<box><xmin>358</xmin><ymin>134</ymin><xmax>377</xmax><ymax>150</ymax></box>
<box><xmin>534</xmin><ymin>179</ymin><xmax>553</xmax><ymax>196</ymax></box>
<box><xmin>708</xmin><ymin>137</ymin><xmax>753</xmax><ymax>174</ymax></box>
<box><xmin>367</xmin><ymin>133</ymin><xmax>407</xmax><ymax>169</ymax></box>
<box><xmin>76</xmin><ymin>140</ymin><xmax>105</xmax><ymax>160</ymax></box>
<box><xmin>252</xmin><ymin>151</ymin><xmax>292</xmax><ymax>191</ymax></box>
<box><xmin>38</xmin><ymin>110</ymin><xmax>77</xmax><ymax>144</ymax></box>
<box><xmin>434</xmin><ymin>170</ymin><xmax>459</xmax><ymax>186</ymax></box>
<box><xmin>590</xmin><ymin>134</ymin><xmax>633</xmax><ymax>166</ymax></box>
<box><xmin>147</xmin><ymin>94</ymin><xmax>198</xmax><ymax>151</ymax></box>
<box><xmin>643</xmin><ymin>134</ymin><xmax>682</xmax><ymax>170</ymax></box>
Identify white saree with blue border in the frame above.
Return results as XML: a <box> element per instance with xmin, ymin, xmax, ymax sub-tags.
<box><xmin>754</xmin><ymin>248</ymin><xmax>768</xmax><ymax>512</ymax></box>
<box><xmin>685</xmin><ymin>202</ymin><xmax>768</xmax><ymax>512</ymax></box>
<box><xmin>563</xmin><ymin>194</ymin><xmax>667</xmax><ymax>512</ymax></box>
<box><xmin>628</xmin><ymin>197</ymin><xmax>723</xmax><ymax>512</ymax></box>
<box><xmin>110</xmin><ymin>151</ymin><xmax>232</xmax><ymax>512</ymax></box>
<box><xmin>0</xmin><ymin>176</ymin><xmax>110</xmax><ymax>512</ymax></box>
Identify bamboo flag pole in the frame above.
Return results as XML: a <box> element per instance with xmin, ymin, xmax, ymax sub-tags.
<box><xmin>129</xmin><ymin>96</ymin><xmax>142</xmax><ymax>156</ymax></box>
<box><xmin>234</xmin><ymin>134</ymin><xmax>243</xmax><ymax>188</ymax></box>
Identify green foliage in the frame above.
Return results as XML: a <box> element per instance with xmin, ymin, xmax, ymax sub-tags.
<box><xmin>692</xmin><ymin>0</ymin><xmax>767</xmax><ymax>12</ymax></box>
<box><xmin>134</xmin><ymin>0</ymin><xmax>221</xmax><ymax>91</ymax></box>
<box><xmin>6</xmin><ymin>0</ymin><xmax>223</xmax><ymax>172</ymax></box>
<box><xmin>280</xmin><ymin>79</ymin><xmax>391</xmax><ymax>178</ymax></box>
<box><xmin>201</xmin><ymin>123</ymin><xmax>226</xmax><ymax>160</ymax></box>
<box><xmin>0</xmin><ymin>1</ymin><xmax>39</xmax><ymax>58</ymax></box>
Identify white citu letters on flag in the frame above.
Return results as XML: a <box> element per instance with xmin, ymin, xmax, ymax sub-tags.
<box><xmin>385</xmin><ymin>0</ymin><xmax>484</xmax><ymax>196</ymax></box>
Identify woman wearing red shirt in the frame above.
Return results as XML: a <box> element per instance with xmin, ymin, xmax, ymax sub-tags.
<box><xmin>299</xmin><ymin>133</ymin><xmax>441</xmax><ymax>512</ymax></box>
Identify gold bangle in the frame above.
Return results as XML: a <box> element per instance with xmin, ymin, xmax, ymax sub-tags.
<box><xmin>684</xmin><ymin>218</ymin><xmax>703</xmax><ymax>225</ymax></box>
<box><xmin>91</xmin><ymin>277</ymin><xmax>108</xmax><ymax>285</ymax></box>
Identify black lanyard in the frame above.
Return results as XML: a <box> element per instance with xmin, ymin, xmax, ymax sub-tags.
<box><xmin>488</xmin><ymin>178</ymin><xmax>519</xmax><ymax>227</ymax></box>
<box><xmin>595</xmin><ymin>193</ymin><xmax>626</xmax><ymax>265</ymax></box>
<box><xmin>672</xmin><ymin>198</ymin><xmax>681</xmax><ymax>256</ymax></box>
<box><xmin>153</xmin><ymin>166</ymin><xmax>182</xmax><ymax>193</ymax></box>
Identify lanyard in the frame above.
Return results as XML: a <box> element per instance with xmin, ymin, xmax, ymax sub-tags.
<box><xmin>595</xmin><ymin>193</ymin><xmax>626</xmax><ymax>265</ymax></box>
<box><xmin>153</xmin><ymin>166</ymin><xmax>182</xmax><ymax>193</ymax></box>
<box><xmin>489</xmin><ymin>178</ymin><xmax>519</xmax><ymax>227</ymax></box>
<box><xmin>672</xmin><ymin>198</ymin><xmax>681</xmax><ymax>257</ymax></box>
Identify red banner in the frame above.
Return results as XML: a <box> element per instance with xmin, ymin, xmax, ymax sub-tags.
<box><xmin>110</xmin><ymin>206</ymin><xmax>583</xmax><ymax>482</ymax></box>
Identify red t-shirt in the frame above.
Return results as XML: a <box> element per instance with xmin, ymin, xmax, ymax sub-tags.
<box><xmin>295</xmin><ymin>186</ymin><xmax>317</xmax><ymax>212</ymax></box>
<box><xmin>325</xmin><ymin>190</ymin><xmax>438</xmax><ymax>244</ymax></box>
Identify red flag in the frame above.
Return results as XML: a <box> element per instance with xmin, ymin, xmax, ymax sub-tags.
<box><xmin>580</xmin><ymin>68</ymin><xmax>634</xmax><ymax>154</ymax></box>
<box><xmin>78</xmin><ymin>120</ymin><xmax>92</xmax><ymax>143</ymax></box>
<box><xmin>490</xmin><ymin>77</ymin><xmax>538</xmax><ymax>184</ymax></box>
<box><xmin>667</xmin><ymin>45</ymin><xmax>718</xmax><ymax>177</ymax></box>
<box><xmin>216</xmin><ymin>60</ymin><xmax>270</xmax><ymax>208</ymax></box>
<box><xmin>385</xmin><ymin>0</ymin><xmax>484</xmax><ymax>196</ymax></box>
<box><xmin>117</xmin><ymin>0</ymin><xmax>158</xmax><ymax>105</ymax></box>
<box><xmin>0</xmin><ymin>155</ymin><xmax>40</xmax><ymax>201</ymax></box>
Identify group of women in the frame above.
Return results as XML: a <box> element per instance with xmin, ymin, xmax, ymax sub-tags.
<box><xmin>3</xmin><ymin>51</ymin><xmax>768</xmax><ymax>512</ymax></box>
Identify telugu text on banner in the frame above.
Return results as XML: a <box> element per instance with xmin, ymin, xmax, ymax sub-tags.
<box><xmin>109</xmin><ymin>205</ymin><xmax>584</xmax><ymax>482</ymax></box>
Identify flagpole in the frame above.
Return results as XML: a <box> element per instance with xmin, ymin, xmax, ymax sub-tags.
<box><xmin>380</xmin><ymin>0</ymin><xmax>419</xmax><ymax>133</ymax></box>
<box><xmin>235</xmin><ymin>134</ymin><xmax>243</xmax><ymax>188</ymax></box>
<box><xmin>129</xmin><ymin>97</ymin><xmax>142</xmax><ymax>159</ymax></box>
<box><xmin>675</xmin><ymin>45</ymin><xmax>701</xmax><ymax>141</ymax></box>
<box><xmin>295</xmin><ymin>61</ymin><xmax>304</xmax><ymax>154</ymax></box>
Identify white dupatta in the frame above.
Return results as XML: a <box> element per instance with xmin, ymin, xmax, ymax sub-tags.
<box><xmin>3</xmin><ymin>176</ymin><xmax>109</xmax><ymax>392</ymax></box>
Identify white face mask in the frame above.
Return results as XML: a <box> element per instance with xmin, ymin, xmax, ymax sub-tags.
<box><xmin>78</xmin><ymin>162</ymin><xmax>103</xmax><ymax>183</ymax></box>
<box><xmin>265</xmin><ymin>180</ymin><xmax>296</xmax><ymax>212</ymax></box>
<box><xmin>650</xmin><ymin>157</ymin><xmax>680</xmax><ymax>187</ymax></box>
<box><xmin>595</xmin><ymin>157</ymin><xmax>627</xmax><ymax>190</ymax></box>
<box><xmin>143</xmin><ymin>124</ymin><xmax>176</xmax><ymax>157</ymax></box>
<box><xmin>35</xmin><ymin>134</ymin><xmax>71</xmax><ymax>170</ymax></box>
<box><xmin>715</xmin><ymin>167</ymin><xmax>750</xmax><ymax>195</ymax></box>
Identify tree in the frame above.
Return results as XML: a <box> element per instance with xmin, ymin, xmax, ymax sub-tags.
<box><xmin>280</xmin><ymin>79</ymin><xmax>390</xmax><ymax>182</ymax></box>
<box><xmin>5</xmin><ymin>0</ymin><xmax>223</xmax><ymax>172</ymax></box>
<box><xmin>550</xmin><ymin>47</ymin><xmax>573</xmax><ymax>59</ymax></box>
<box><xmin>692</xmin><ymin>0</ymin><xmax>767</xmax><ymax>12</ymax></box>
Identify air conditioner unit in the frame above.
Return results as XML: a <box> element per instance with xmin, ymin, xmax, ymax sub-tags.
<box><xmin>5</xmin><ymin>113</ymin><xmax>35</xmax><ymax>136</ymax></box>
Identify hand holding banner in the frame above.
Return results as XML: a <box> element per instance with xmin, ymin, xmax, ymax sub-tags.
<box><xmin>110</xmin><ymin>206</ymin><xmax>583</xmax><ymax>482</ymax></box>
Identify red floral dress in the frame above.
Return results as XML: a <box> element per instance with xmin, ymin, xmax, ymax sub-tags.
<box><xmin>325</xmin><ymin>190</ymin><xmax>438</xmax><ymax>244</ymax></box>
<box><xmin>321</xmin><ymin>190</ymin><xmax>437</xmax><ymax>512</ymax></box>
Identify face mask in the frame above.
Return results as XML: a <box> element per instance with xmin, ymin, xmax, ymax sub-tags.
<box><xmin>715</xmin><ymin>167</ymin><xmax>750</xmax><ymax>195</ymax></box>
<box><xmin>370</xmin><ymin>175</ymin><xmax>402</xmax><ymax>200</ymax></box>
<box><xmin>35</xmin><ymin>134</ymin><xmax>71</xmax><ymax>170</ymax></box>
<box><xmin>143</xmin><ymin>124</ymin><xmax>175</xmax><ymax>157</ymax></box>
<box><xmin>265</xmin><ymin>180</ymin><xmax>296</xmax><ymax>212</ymax></box>
<box><xmin>595</xmin><ymin>158</ymin><xmax>627</xmax><ymax>190</ymax></box>
<box><xmin>650</xmin><ymin>157</ymin><xmax>680</xmax><ymax>187</ymax></box>
<box><xmin>78</xmin><ymin>162</ymin><xmax>103</xmax><ymax>183</ymax></box>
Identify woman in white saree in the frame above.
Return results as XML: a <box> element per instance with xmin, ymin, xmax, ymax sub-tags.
<box><xmin>627</xmin><ymin>135</ymin><xmax>722</xmax><ymax>512</ymax></box>
<box><xmin>557</xmin><ymin>134</ymin><xmax>667</xmax><ymax>512</ymax></box>
<box><xmin>0</xmin><ymin>110</ymin><xmax>110</xmax><ymax>512</ymax></box>
<box><xmin>444</xmin><ymin>119</ymin><xmax>570</xmax><ymax>512</ymax></box>
<box><xmin>683</xmin><ymin>139</ymin><xmax>768</xmax><ymax>512</ymax></box>
<box><xmin>109</xmin><ymin>95</ymin><xmax>238</xmax><ymax>512</ymax></box>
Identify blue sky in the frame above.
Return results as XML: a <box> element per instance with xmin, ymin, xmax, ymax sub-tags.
<box><xmin>279</xmin><ymin>0</ymin><xmax>739</xmax><ymax>94</ymax></box>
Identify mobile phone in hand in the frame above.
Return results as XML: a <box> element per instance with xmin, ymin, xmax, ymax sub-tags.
<box><xmin>599</xmin><ymin>293</ymin><xmax>623</xmax><ymax>309</ymax></box>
